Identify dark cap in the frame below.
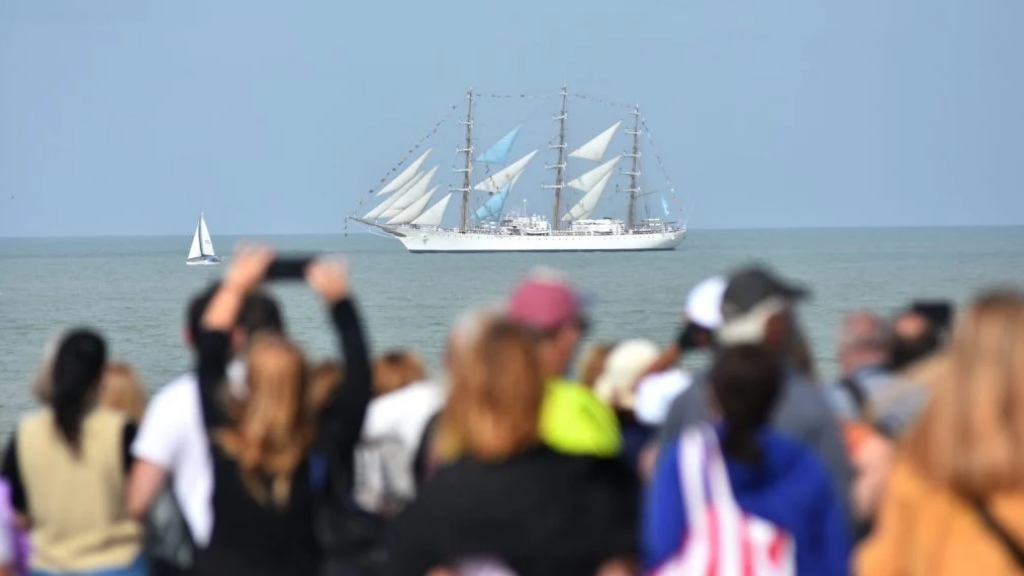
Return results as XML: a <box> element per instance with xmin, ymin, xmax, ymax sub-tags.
<box><xmin>721</xmin><ymin>265</ymin><xmax>809</xmax><ymax>320</ymax></box>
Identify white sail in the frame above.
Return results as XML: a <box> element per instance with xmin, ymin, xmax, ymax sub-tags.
<box><xmin>364</xmin><ymin>171</ymin><xmax>425</xmax><ymax>219</ymax></box>
<box><xmin>412</xmin><ymin>193</ymin><xmax>453</xmax><ymax>227</ymax></box>
<box><xmin>562</xmin><ymin>169</ymin><xmax>615</xmax><ymax>222</ymax></box>
<box><xmin>381</xmin><ymin>166</ymin><xmax>438</xmax><ymax>219</ymax></box>
<box><xmin>568</xmin><ymin>122</ymin><xmax>622</xmax><ymax>163</ymax></box>
<box><xmin>198</xmin><ymin>213</ymin><xmax>216</xmax><ymax>256</ymax></box>
<box><xmin>388</xmin><ymin>186</ymin><xmax>437</xmax><ymax>225</ymax></box>
<box><xmin>565</xmin><ymin>155</ymin><xmax>622</xmax><ymax>192</ymax></box>
<box><xmin>472</xmin><ymin>150</ymin><xmax>538</xmax><ymax>193</ymax></box>
<box><xmin>377</xmin><ymin>149</ymin><xmax>431</xmax><ymax>197</ymax></box>
<box><xmin>187</xmin><ymin>223</ymin><xmax>202</xmax><ymax>259</ymax></box>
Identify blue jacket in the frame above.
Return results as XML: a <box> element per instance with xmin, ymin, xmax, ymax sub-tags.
<box><xmin>643</xmin><ymin>426</ymin><xmax>851</xmax><ymax>576</ymax></box>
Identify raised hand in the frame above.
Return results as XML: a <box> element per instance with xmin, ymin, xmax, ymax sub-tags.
<box><xmin>306</xmin><ymin>256</ymin><xmax>350</xmax><ymax>303</ymax></box>
<box><xmin>224</xmin><ymin>245</ymin><xmax>275</xmax><ymax>294</ymax></box>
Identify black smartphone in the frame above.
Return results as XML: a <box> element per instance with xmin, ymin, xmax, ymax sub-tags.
<box><xmin>264</xmin><ymin>256</ymin><xmax>315</xmax><ymax>281</ymax></box>
<box><xmin>676</xmin><ymin>321</ymin><xmax>713</xmax><ymax>351</ymax></box>
<box><xmin>911</xmin><ymin>300</ymin><xmax>954</xmax><ymax>332</ymax></box>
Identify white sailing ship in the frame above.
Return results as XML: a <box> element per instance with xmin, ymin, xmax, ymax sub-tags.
<box><xmin>351</xmin><ymin>86</ymin><xmax>686</xmax><ymax>253</ymax></box>
<box><xmin>186</xmin><ymin>212</ymin><xmax>222</xmax><ymax>266</ymax></box>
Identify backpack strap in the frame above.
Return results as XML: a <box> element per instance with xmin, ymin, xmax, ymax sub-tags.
<box><xmin>971</xmin><ymin>498</ymin><xmax>1024</xmax><ymax>568</ymax></box>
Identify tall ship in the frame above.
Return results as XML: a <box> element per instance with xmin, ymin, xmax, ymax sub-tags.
<box><xmin>350</xmin><ymin>86</ymin><xmax>687</xmax><ymax>253</ymax></box>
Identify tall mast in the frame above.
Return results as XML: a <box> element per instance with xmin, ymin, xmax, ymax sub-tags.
<box><xmin>456</xmin><ymin>89</ymin><xmax>475</xmax><ymax>232</ymax></box>
<box><xmin>545</xmin><ymin>84</ymin><xmax>569</xmax><ymax>230</ymax></box>
<box><xmin>624</xmin><ymin>105</ymin><xmax>642</xmax><ymax>231</ymax></box>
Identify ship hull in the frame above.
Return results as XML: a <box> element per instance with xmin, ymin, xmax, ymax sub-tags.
<box><xmin>386</xmin><ymin>227</ymin><xmax>686</xmax><ymax>253</ymax></box>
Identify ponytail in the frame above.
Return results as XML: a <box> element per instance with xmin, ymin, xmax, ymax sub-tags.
<box><xmin>51</xmin><ymin>329</ymin><xmax>107</xmax><ymax>453</ymax></box>
<box><xmin>710</xmin><ymin>345</ymin><xmax>784</xmax><ymax>465</ymax></box>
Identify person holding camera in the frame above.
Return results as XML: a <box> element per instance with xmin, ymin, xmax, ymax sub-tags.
<box><xmin>190</xmin><ymin>247</ymin><xmax>372</xmax><ymax>576</ymax></box>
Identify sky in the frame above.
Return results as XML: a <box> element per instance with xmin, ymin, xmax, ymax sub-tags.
<box><xmin>0</xmin><ymin>0</ymin><xmax>1022</xmax><ymax>237</ymax></box>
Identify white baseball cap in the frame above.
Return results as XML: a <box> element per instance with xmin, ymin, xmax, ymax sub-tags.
<box><xmin>684</xmin><ymin>276</ymin><xmax>727</xmax><ymax>330</ymax></box>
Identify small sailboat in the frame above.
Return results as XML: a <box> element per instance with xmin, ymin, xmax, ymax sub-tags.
<box><xmin>186</xmin><ymin>213</ymin><xmax>222</xmax><ymax>266</ymax></box>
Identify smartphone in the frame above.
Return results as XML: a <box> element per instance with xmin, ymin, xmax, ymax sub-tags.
<box><xmin>911</xmin><ymin>300</ymin><xmax>954</xmax><ymax>332</ymax></box>
<box><xmin>264</xmin><ymin>255</ymin><xmax>315</xmax><ymax>281</ymax></box>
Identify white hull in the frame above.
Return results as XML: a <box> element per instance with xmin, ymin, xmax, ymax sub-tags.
<box><xmin>186</xmin><ymin>256</ymin><xmax>223</xmax><ymax>266</ymax></box>
<box><xmin>380</xmin><ymin>226</ymin><xmax>686</xmax><ymax>253</ymax></box>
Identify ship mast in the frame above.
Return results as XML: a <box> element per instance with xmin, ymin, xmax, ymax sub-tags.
<box><xmin>545</xmin><ymin>84</ymin><xmax>569</xmax><ymax>231</ymax></box>
<box><xmin>624</xmin><ymin>105</ymin><xmax>642</xmax><ymax>231</ymax></box>
<box><xmin>456</xmin><ymin>89</ymin><xmax>475</xmax><ymax>232</ymax></box>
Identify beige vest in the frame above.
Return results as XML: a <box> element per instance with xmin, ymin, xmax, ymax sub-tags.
<box><xmin>17</xmin><ymin>408</ymin><xmax>141</xmax><ymax>572</ymax></box>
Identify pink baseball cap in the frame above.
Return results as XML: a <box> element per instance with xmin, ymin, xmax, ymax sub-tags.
<box><xmin>507</xmin><ymin>267</ymin><xmax>590</xmax><ymax>332</ymax></box>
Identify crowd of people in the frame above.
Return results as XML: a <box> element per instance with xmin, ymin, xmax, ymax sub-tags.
<box><xmin>0</xmin><ymin>243</ymin><xmax>1022</xmax><ymax>576</ymax></box>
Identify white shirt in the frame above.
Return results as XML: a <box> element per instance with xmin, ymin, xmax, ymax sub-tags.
<box><xmin>634</xmin><ymin>368</ymin><xmax>693</xmax><ymax>427</ymax></box>
<box><xmin>354</xmin><ymin>380</ymin><xmax>447</xmax><ymax>512</ymax></box>
<box><xmin>131</xmin><ymin>361</ymin><xmax>245</xmax><ymax>547</ymax></box>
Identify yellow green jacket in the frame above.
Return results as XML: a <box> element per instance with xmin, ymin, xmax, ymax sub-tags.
<box><xmin>539</xmin><ymin>378</ymin><xmax>622</xmax><ymax>457</ymax></box>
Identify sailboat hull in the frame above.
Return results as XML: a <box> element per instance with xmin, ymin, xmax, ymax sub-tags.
<box><xmin>384</xmin><ymin>227</ymin><xmax>686</xmax><ymax>253</ymax></box>
<box><xmin>186</xmin><ymin>256</ymin><xmax>223</xmax><ymax>266</ymax></box>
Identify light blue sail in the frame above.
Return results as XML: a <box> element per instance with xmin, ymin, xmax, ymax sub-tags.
<box><xmin>475</xmin><ymin>125</ymin><xmax>522</xmax><ymax>165</ymax></box>
<box><xmin>474</xmin><ymin>183</ymin><xmax>512</xmax><ymax>221</ymax></box>
<box><xmin>661</xmin><ymin>193</ymin><xmax>671</xmax><ymax>217</ymax></box>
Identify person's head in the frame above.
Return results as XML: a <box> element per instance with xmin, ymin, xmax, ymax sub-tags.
<box><xmin>902</xmin><ymin>289</ymin><xmax>1024</xmax><ymax>496</ymax></box>
<box><xmin>373</xmin><ymin>349</ymin><xmax>428</xmax><ymax>396</ymax></box>
<box><xmin>888</xmin><ymin>309</ymin><xmax>941</xmax><ymax>372</ymax></box>
<box><xmin>709</xmin><ymin>344</ymin><xmax>784</xmax><ymax>464</ymax></box>
<box><xmin>576</xmin><ymin>341</ymin><xmax>617</xmax><ymax>389</ymax></box>
<box><xmin>445</xmin><ymin>305</ymin><xmax>503</xmax><ymax>374</ymax></box>
<box><xmin>98</xmin><ymin>362</ymin><xmax>147</xmax><ymax>425</ymax></box>
<box><xmin>50</xmin><ymin>328</ymin><xmax>108</xmax><ymax>453</ymax></box>
<box><xmin>215</xmin><ymin>333</ymin><xmax>314</xmax><ymax>507</ymax></box>
<box><xmin>31</xmin><ymin>335</ymin><xmax>61</xmax><ymax>404</ymax></box>
<box><xmin>716</xmin><ymin>265</ymin><xmax>811</xmax><ymax>368</ymax></box>
<box><xmin>837</xmin><ymin>311</ymin><xmax>891</xmax><ymax>376</ymax></box>
<box><xmin>677</xmin><ymin>276</ymin><xmax>727</xmax><ymax>351</ymax></box>
<box><xmin>506</xmin><ymin>267</ymin><xmax>589</xmax><ymax>379</ymax></box>
<box><xmin>186</xmin><ymin>284</ymin><xmax>285</xmax><ymax>354</ymax></box>
<box><xmin>433</xmin><ymin>320</ymin><xmax>544</xmax><ymax>462</ymax></box>
<box><xmin>593</xmin><ymin>339</ymin><xmax>661</xmax><ymax>412</ymax></box>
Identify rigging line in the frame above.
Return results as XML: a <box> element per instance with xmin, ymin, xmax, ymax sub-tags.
<box><xmin>473</xmin><ymin>92</ymin><xmax>559</xmax><ymax>100</ymax></box>
<box><xmin>639</xmin><ymin>117</ymin><xmax>679</xmax><ymax>200</ymax></box>
<box><xmin>569</xmin><ymin>93</ymin><xmax>633</xmax><ymax>109</ymax></box>
<box><xmin>361</xmin><ymin>101</ymin><xmax>462</xmax><ymax>199</ymax></box>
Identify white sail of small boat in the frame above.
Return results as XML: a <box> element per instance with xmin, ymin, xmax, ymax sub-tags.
<box><xmin>186</xmin><ymin>213</ymin><xmax>222</xmax><ymax>266</ymax></box>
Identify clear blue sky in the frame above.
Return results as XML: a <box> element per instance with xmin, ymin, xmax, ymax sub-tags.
<box><xmin>1</xmin><ymin>0</ymin><xmax>1021</xmax><ymax>237</ymax></box>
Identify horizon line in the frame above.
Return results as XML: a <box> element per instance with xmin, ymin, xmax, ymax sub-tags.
<box><xmin>1</xmin><ymin>222</ymin><xmax>1021</xmax><ymax>240</ymax></box>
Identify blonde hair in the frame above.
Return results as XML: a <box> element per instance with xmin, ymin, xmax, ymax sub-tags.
<box><xmin>902</xmin><ymin>289</ymin><xmax>1024</xmax><ymax>496</ymax></box>
<box><xmin>98</xmin><ymin>362</ymin><xmax>148</xmax><ymax>424</ymax></box>
<box><xmin>432</xmin><ymin>321</ymin><xmax>543</xmax><ymax>462</ymax></box>
<box><xmin>373</xmin><ymin>349</ymin><xmax>427</xmax><ymax>396</ymax></box>
<box><xmin>576</xmin><ymin>341</ymin><xmax>616</xmax><ymax>389</ymax></box>
<box><xmin>215</xmin><ymin>334</ymin><xmax>316</xmax><ymax>507</ymax></box>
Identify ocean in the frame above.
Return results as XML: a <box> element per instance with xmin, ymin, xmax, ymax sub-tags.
<box><xmin>1</xmin><ymin>227</ymin><xmax>1022</xmax><ymax>433</ymax></box>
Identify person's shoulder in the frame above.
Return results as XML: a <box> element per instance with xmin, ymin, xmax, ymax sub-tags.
<box><xmin>147</xmin><ymin>372</ymin><xmax>200</xmax><ymax>406</ymax></box>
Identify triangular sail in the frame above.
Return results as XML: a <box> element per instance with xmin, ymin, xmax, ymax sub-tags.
<box><xmin>474</xmin><ymin>183</ymin><xmax>511</xmax><ymax>222</ymax></box>
<box><xmin>187</xmin><ymin>223</ymin><xmax>202</xmax><ymax>259</ymax></box>
<box><xmin>565</xmin><ymin>155</ymin><xmax>622</xmax><ymax>192</ymax></box>
<box><xmin>412</xmin><ymin>193</ymin><xmax>452</xmax><ymax>227</ymax></box>
<box><xmin>199</xmin><ymin>214</ymin><xmax>216</xmax><ymax>256</ymax></box>
<box><xmin>475</xmin><ymin>126</ymin><xmax>521</xmax><ymax>165</ymax></box>
<box><xmin>381</xmin><ymin>166</ymin><xmax>438</xmax><ymax>219</ymax></box>
<box><xmin>562</xmin><ymin>170</ymin><xmax>615</xmax><ymax>222</ymax></box>
<box><xmin>364</xmin><ymin>171</ymin><xmax>425</xmax><ymax>219</ymax></box>
<box><xmin>568</xmin><ymin>122</ymin><xmax>622</xmax><ymax>163</ymax></box>
<box><xmin>377</xmin><ymin>149</ymin><xmax>431</xmax><ymax>196</ymax></box>
<box><xmin>388</xmin><ymin>186</ymin><xmax>438</xmax><ymax>225</ymax></box>
<box><xmin>473</xmin><ymin>150</ymin><xmax>538</xmax><ymax>193</ymax></box>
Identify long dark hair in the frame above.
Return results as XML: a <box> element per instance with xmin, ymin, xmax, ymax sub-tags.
<box><xmin>51</xmin><ymin>329</ymin><xmax>107</xmax><ymax>452</ymax></box>
<box><xmin>710</xmin><ymin>345</ymin><xmax>783</xmax><ymax>464</ymax></box>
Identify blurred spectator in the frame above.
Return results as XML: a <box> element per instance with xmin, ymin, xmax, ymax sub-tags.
<box><xmin>391</xmin><ymin>320</ymin><xmax>639</xmax><ymax>575</ymax></box>
<box><xmin>576</xmin><ymin>342</ymin><xmax>617</xmax><ymax>389</ymax></box>
<box><xmin>99</xmin><ymin>363</ymin><xmax>148</xmax><ymax>426</ymax></box>
<box><xmin>506</xmin><ymin>268</ymin><xmax>621</xmax><ymax>457</ymax></box>
<box><xmin>857</xmin><ymin>290</ymin><xmax>1024</xmax><ymax>576</ymax></box>
<box><xmin>593</xmin><ymin>340</ymin><xmax>661</xmax><ymax>472</ymax></box>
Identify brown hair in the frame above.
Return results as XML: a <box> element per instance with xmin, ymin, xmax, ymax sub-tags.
<box><xmin>307</xmin><ymin>360</ymin><xmax>344</xmax><ymax>414</ymax></box>
<box><xmin>373</xmin><ymin>349</ymin><xmax>427</xmax><ymax>396</ymax></box>
<box><xmin>215</xmin><ymin>334</ymin><xmax>316</xmax><ymax>507</ymax></box>
<box><xmin>98</xmin><ymin>362</ymin><xmax>148</xmax><ymax>425</ymax></box>
<box><xmin>902</xmin><ymin>289</ymin><xmax>1024</xmax><ymax>496</ymax></box>
<box><xmin>576</xmin><ymin>341</ymin><xmax>616</xmax><ymax>389</ymax></box>
<box><xmin>432</xmin><ymin>321</ymin><xmax>543</xmax><ymax>462</ymax></box>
